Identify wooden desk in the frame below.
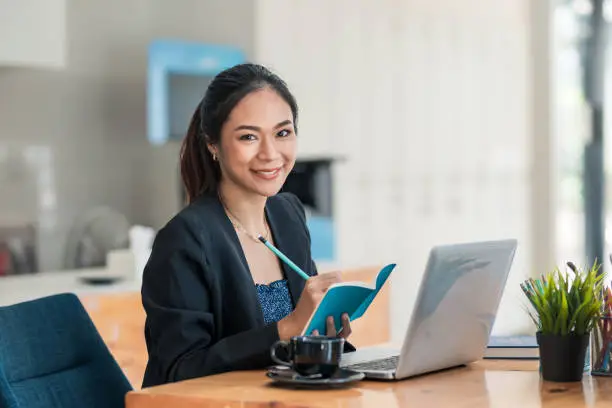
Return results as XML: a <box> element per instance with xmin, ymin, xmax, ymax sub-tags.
<box><xmin>125</xmin><ymin>360</ymin><xmax>612</xmax><ymax>408</ymax></box>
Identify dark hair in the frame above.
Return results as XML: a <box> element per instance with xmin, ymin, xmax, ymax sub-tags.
<box><xmin>179</xmin><ymin>63</ymin><xmax>299</xmax><ymax>204</ymax></box>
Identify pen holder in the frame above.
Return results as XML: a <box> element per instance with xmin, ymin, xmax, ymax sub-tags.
<box><xmin>591</xmin><ymin>316</ymin><xmax>612</xmax><ymax>376</ymax></box>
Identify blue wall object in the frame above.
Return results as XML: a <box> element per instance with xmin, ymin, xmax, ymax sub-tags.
<box><xmin>307</xmin><ymin>216</ymin><xmax>335</xmax><ymax>262</ymax></box>
<box><xmin>147</xmin><ymin>40</ymin><xmax>246</xmax><ymax>145</ymax></box>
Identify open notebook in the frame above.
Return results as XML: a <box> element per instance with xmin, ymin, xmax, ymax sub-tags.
<box><xmin>301</xmin><ymin>263</ymin><xmax>396</xmax><ymax>335</ymax></box>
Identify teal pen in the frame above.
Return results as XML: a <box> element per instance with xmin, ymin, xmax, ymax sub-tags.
<box><xmin>257</xmin><ymin>235</ymin><xmax>310</xmax><ymax>280</ymax></box>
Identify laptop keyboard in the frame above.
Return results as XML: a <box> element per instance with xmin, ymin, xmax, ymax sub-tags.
<box><xmin>346</xmin><ymin>355</ymin><xmax>399</xmax><ymax>371</ymax></box>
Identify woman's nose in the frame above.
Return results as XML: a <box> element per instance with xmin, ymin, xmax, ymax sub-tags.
<box><xmin>258</xmin><ymin>137</ymin><xmax>280</xmax><ymax>160</ymax></box>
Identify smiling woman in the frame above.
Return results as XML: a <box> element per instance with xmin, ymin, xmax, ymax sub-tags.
<box><xmin>140</xmin><ymin>63</ymin><xmax>354</xmax><ymax>388</ymax></box>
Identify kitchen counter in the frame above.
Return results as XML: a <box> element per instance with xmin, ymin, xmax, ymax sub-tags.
<box><xmin>0</xmin><ymin>270</ymin><xmax>141</xmax><ymax>307</ymax></box>
<box><xmin>0</xmin><ymin>250</ymin><xmax>140</xmax><ymax>307</ymax></box>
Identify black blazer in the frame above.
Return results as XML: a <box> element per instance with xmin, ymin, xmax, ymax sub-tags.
<box><xmin>141</xmin><ymin>192</ymin><xmax>348</xmax><ymax>388</ymax></box>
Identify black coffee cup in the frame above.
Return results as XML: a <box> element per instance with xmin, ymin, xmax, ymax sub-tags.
<box><xmin>270</xmin><ymin>335</ymin><xmax>345</xmax><ymax>378</ymax></box>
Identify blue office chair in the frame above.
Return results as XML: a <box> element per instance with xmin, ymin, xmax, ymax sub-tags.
<box><xmin>0</xmin><ymin>293</ymin><xmax>132</xmax><ymax>408</ymax></box>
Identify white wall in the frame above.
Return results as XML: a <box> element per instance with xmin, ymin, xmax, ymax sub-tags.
<box><xmin>255</xmin><ymin>0</ymin><xmax>552</xmax><ymax>341</ymax></box>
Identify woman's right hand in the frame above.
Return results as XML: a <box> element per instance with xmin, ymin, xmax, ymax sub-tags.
<box><xmin>277</xmin><ymin>271</ymin><xmax>342</xmax><ymax>340</ymax></box>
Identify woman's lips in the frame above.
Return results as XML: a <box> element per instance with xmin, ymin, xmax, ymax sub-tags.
<box><xmin>252</xmin><ymin>167</ymin><xmax>282</xmax><ymax>180</ymax></box>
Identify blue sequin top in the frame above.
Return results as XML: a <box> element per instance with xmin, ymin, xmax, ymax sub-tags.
<box><xmin>255</xmin><ymin>279</ymin><xmax>294</xmax><ymax>325</ymax></box>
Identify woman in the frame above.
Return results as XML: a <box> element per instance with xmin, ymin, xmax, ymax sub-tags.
<box><xmin>141</xmin><ymin>63</ymin><xmax>353</xmax><ymax>388</ymax></box>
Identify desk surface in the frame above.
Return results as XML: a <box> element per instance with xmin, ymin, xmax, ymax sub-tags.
<box><xmin>125</xmin><ymin>360</ymin><xmax>612</xmax><ymax>407</ymax></box>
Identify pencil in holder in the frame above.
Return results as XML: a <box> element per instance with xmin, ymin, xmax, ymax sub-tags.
<box><xmin>590</xmin><ymin>316</ymin><xmax>612</xmax><ymax>376</ymax></box>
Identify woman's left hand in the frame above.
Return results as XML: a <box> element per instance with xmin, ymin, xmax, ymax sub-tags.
<box><xmin>312</xmin><ymin>313</ymin><xmax>352</xmax><ymax>339</ymax></box>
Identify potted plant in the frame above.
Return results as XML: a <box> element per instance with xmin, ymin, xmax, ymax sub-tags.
<box><xmin>520</xmin><ymin>260</ymin><xmax>605</xmax><ymax>382</ymax></box>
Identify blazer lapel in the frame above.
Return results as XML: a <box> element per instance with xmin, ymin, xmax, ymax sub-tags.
<box><xmin>265</xmin><ymin>199</ymin><xmax>306</xmax><ymax>307</ymax></box>
<box><xmin>202</xmin><ymin>194</ymin><xmax>266</xmax><ymax>325</ymax></box>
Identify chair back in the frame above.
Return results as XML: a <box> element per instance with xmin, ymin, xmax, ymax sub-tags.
<box><xmin>0</xmin><ymin>293</ymin><xmax>132</xmax><ymax>408</ymax></box>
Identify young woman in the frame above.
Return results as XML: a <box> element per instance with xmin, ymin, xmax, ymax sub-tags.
<box><xmin>141</xmin><ymin>63</ymin><xmax>353</xmax><ymax>387</ymax></box>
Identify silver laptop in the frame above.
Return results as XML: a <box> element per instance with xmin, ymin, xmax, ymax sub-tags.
<box><xmin>340</xmin><ymin>239</ymin><xmax>518</xmax><ymax>380</ymax></box>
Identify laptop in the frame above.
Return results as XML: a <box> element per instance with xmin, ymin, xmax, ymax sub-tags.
<box><xmin>340</xmin><ymin>239</ymin><xmax>518</xmax><ymax>380</ymax></box>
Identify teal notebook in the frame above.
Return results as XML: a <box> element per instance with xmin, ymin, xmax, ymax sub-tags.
<box><xmin>301</xmin><ymin>263</ymin><xmax>396</xmax><ymax>335</ymax></box>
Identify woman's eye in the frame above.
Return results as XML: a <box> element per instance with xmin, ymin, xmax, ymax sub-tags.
<box><xmin>277</xmin><ymin>129</ymin><xmax>292</xmax><ymax>137</ymax></box>
<box><xmin>239</xmin><ymin>134</ymin><xmax>257</xmax><ymax>141</ymax></box>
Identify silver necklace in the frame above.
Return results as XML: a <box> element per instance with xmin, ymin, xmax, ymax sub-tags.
<box><xmin>226</xmin><ymin>209</ymin><xmax>270</xmax><ymax>243</ymax></box>
<box><xmin>220</xmin><ymin>195</ymin><xmax>270</xmax><ymax>243</ymax></box>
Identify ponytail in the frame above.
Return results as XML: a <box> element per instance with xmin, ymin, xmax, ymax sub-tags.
<box><xmin>179</xmin><ymin>104</ymin><xmax>221</xmax><ymax>204</ymax></box>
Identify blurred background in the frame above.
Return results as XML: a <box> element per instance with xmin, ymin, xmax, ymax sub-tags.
<box><xmin>0</xmin><ymin>0</ymin><xmax>611</xmax><ymax>344</ymax></box>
